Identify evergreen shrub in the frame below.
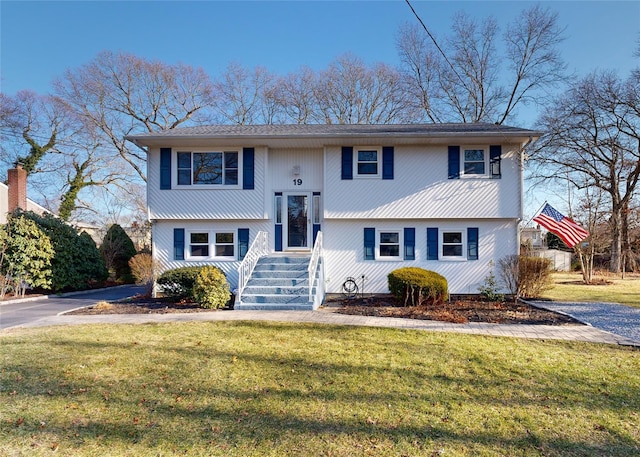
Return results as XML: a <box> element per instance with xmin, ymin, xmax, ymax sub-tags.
<box><xmin>157</xmin><ymin>266</ymin><xmax>225</xmax><ymax>301</ymax></box>
<box><xmin>388</xmin><ymin>267</ymin><xmax>448</xmax><ymax>306</ymax></box>
<box><xmin>193</xmin><ymin>266</ymin><xmax>231</xmax><ymax>309</ymax></box>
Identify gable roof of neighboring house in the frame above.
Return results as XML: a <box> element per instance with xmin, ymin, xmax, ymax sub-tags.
<box><xmin>127</xmin><ymin>123</ymin><xmax>544</xmax><ymax>149</ymax></box>
<box><xmin>0</xmin><ymin>181</ymin><xmax>51</xmax><ymax>225</ymax></box>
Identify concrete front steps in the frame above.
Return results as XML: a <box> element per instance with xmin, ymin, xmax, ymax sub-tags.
<box><xmin>235</xmin><ymin>254</ymin><xmax>320</xmax><ymax>311</ymax></box>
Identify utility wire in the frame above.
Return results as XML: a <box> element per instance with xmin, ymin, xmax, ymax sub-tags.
<box><xmin>403</xmin><ymin>0</ymin><xmax>468</xmax><ymax>94</ymax></box>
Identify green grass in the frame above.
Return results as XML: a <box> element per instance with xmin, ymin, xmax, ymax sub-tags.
<box><xmin>1</xmin><ymin>322</ymin><xmax>639</xmax><ymax>456</ymax></box>
<box><xmin>542</xmin><ymin>272</ymin><xmax>640</xmax><ymax>308</ymax></box>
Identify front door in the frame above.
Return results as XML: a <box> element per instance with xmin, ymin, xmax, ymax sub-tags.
<box><xmin>287</xmin><ymin>194</ymin><xmax>310</xmax><ymax>250</ymax></box>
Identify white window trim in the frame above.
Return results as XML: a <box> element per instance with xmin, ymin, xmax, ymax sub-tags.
<box><xmin>185</xmin><ymin>230</ymin><xmax>236</xmax><ymax>261</ymax></box>
<box><xmin>460</xmin><ymin>146</ymin><xmax>489</xmax><ymax>178</ymax></box>
<box><xmin>174</xmin><ymin>148</ymin><xmax>243</xmax><ymax>189</ymax></box>
<box><xmin>354</xmin><ymin>146</ymin><xmax>382</xmax><ymax>179</ymax></box>
<box><xmin>440</xmin><ymin>228</ymin><xmax>467</xmax><ymax>261</ymax></box>
<box><xmin>375</xmin><ymin>229</ymin><xmax>403</xmax><ymax>261</ymax></box>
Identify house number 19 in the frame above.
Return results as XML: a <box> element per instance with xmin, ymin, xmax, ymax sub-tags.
<box><xmin>293</xmin><ymin>178</ymin><xmax>303</xmax><ymax>186</ymax></box>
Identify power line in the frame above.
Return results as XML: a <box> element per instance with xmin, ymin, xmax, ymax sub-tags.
<box><xmin>403</xmin><ymin>0</ymin><xmax>468</xmax><ymax>94</ymax></box>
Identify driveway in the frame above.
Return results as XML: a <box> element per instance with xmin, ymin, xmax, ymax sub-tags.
<box><xmin>528</xmin><ymin>300</ymin><xmax>640</xmax><ymax>344</ymax></box>
<box><xmin>0</xmin><ymin>285</ymin><xmax>144</xmax><ymax>330</ymax></box>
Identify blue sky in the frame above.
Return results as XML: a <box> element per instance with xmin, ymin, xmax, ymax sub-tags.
<box><xmin>2</xmin><ymin>0</ymin><xmax>638</xmax><ymax>110</ymax></box>
<box><xmin>1</xmin><ymin>1</ymin><xmax>639</xmax><ymax>218</ymax></box>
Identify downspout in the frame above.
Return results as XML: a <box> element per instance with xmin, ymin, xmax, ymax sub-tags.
<box><xmin>517</xmin><ymin>136</ymin><xmax>534</xmax><ymax>249</ymax></box>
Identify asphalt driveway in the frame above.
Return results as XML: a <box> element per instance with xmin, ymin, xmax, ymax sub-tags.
<box><xmin>0</xmin><ymin>285</ymin><xmax>144</xmax><ymax>330</ymax></box>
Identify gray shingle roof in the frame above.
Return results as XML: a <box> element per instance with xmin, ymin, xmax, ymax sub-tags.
<box><xmin>129</xmin><ymin>122</ymin><xmax>540</xmax><ymax>139</ymax></box>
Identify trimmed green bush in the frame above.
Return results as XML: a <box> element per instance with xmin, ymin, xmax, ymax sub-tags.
<box><xmin>193</xmin><ymin>266</ymin><xmax>231</xmax><ymax>309</ymax></box>
<box><xmin>388</xmin><ymin>267</ymin><xmax>448</xmax><ymax>306</ymax></box>
<box><xmin>157</xmin><ymin>266</ymin><xmax>226</xmax><ymax>301</ymax></box>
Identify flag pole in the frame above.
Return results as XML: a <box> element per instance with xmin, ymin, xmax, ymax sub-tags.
<box><xmin>519</xmin><ymin>200</ymin><xmax>548</xmax><ymax>232</ymax></box>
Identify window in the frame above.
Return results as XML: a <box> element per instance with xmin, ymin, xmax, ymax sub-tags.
<box><xmin>189</xmin><ymin>232</ymin><xmax>209</xmax><ymax>257</ymax></box>
<box><xmin>215</xmin><ymin>232</ymin><xmax>235</xmax><ymax>257</ymax></box>
<box><xmin>177</xmin><ymin>151</ymin><xmax>239</xmax><ymax>186</ymax></box>
<box><xmin>442</xmin><ymin>230</ymin><xmax>464</xmax><ymax>258</ymax></box>
<box><xmin>463</xmin><ymin>149</ymin><xmax>486</xmax><ymax>175</ymax></box>
<box><xmin>377</xmin><ymin>230</ymin><xmax>402</xmax><ymax>260</ymax></box>
<box><xmin>356</xmin><ymin>148</ymin><xmax>379</xmax><ymax>176</ymax></box>
<box><xmin>187</xmin><ymin>230</ymin><xmax>235</xmax><ymax>260</ymax></box>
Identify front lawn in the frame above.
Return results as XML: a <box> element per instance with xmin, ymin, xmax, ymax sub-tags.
<box><xmin>542</xmin><ymin>272</ymin><xmax>640</xmax><ymax>308</ymax></box>
<box><xmin>1</xmin><ymin>322</ymin><xmax>639</xmax><ymax>456</ymax></box>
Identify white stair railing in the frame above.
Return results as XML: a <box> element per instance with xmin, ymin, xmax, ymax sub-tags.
<box><xmin>308</xmin><ymin>231</ymin><xmax>324</xmax><ymax>307</ymax></box>
<box><xmin>237</xmin><ymin>231</ymin><xmax>269</xmax><ymax>304</ymax></box>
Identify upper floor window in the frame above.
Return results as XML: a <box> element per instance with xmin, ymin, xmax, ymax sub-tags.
<box><xmin>463</xmin><ymin>149</ymin><xmax>486</xmax><ymax>175</ymax></box>
<box><xmin>356</xmin><ymin>148</ymin><xmax>380</xmax><ymax>177</ymax></box>
<box><xmin>177</xmin><ymin>151</ymin><xmax>239</xmax><ymax>186</ymax></box>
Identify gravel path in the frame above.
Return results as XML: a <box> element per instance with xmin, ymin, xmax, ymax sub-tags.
<box><xmin>528</xmin><ymin>300</ymin><xmax>640</xmax><ymax>344</ymax></box>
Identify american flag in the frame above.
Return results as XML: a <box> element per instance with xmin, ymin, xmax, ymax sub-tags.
<box><xmin>533</xmin><ymin>203</ymin><xmax>589</xmax><ymax>248</ymax></box>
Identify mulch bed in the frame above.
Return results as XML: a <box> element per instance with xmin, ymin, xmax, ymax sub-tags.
<box><xmin>327</xmin><ymin>295</ymin><xmax>582</xmax><ymax>325</ymax></box>
<box><xmin>67</xmin><ymin>294</ymin><xmax>582</xmax><ymax>326</ymax></box>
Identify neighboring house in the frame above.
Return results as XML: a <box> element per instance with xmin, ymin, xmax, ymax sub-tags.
<box><xmin>127</xmin><ymin>123</ymin><xmax>541</xmax><ymax>309</ymax></box>
<box><xmin>521</xmin><ymin>226</ymin><xmax>544</xmax><ymax>250</ymax></box>
<box><xmin>0</xmin><ymin>165</ymin><xmax>51</xmax><ymax>224</ymax></box>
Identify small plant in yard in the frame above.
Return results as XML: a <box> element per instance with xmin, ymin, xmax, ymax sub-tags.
<box><xmin>478</xmin><ymin>262</ymin><xmax>504</xmax><ymax>301</ymax></box>
<box><xmin>193</xmin><ymin>265</ymin><xmax>231</xmax><ymax>309</ymax></box>
<box><xmin>388</xmin><ymin>267</ymin><xmax>448</xmax><ymax>306</ymax></box>
<box><xmin>519</xmin><ymin>255</ymin><xmax>553</xmax><ymax>298</ymax></box>
<box><xmin>128</xmin><ymin>253</ymin><xmax>157</xmax><ymax>297</ymax></box>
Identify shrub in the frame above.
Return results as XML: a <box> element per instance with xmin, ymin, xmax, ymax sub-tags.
<box><xmin>128</xmin><ymin>253</ymin><xmax>157</xmax><ymax>298</ymax></box>
<box><xmin>19</xmin><ymin>211</ymin><xmax>107</xmax><ymax>291</ymax></box>
<box><xmin>518</xmin><ymin>256</ymin><xmax>553</xmax><ymax>298</ymax></box>
<box><xmin>388</xmin><ymin>267</ymin><xmax>448</xmax><ymax>306</ymax></box>
<box><xmin>100</xmin><ymin>224</ymin><xmax>137</xmax><ymax>282</ymax></box>
<box><xmin>193</xmin><ymin>266</ymin><xmax>231</xmax><ymax>309</ymax></box>
<box><xmin>0</xmin><ymin>214</ymin><xmax>54</xmax><ymax>297</ymax></box>
<box><xmin>478</xmin><ymin>262</ymin><xmax>505</xmax><ymax>302</ymax></box>
<box><xmin>157</xmin><ymin>266</ymin><xmax>223</xmax><ymax>300</ymax></box>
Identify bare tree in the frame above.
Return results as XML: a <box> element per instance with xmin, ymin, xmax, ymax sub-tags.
<box><xmin>212</xmin><ymin>62</ymin><xmax>278</xmax><ymax>125</ymax></box>
<box><xmin>397</xmin><ymin>4</ymin><xmax>566</xmax><ymax>124</ymax></box>
<box><xmin>313</xmin><ymin>54</ymin><xmax>413</xmax><ymax>124</ymax></box>
<box><xmin>274</xmin><ymin>67</ymin><xmax>319</xmax><ymax>124</ymax></box>
<box><xmin>532</xmin><ymin>70</ymin><xmax>640</xmax><ymax>273</ymax></box>
<box><xmin>54</xmin><ymin>51</ymin><xmax>215</xmax><ymax>182</ymax></box>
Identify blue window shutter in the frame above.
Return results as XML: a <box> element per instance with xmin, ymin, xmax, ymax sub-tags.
<box><xmin>275</xmin><ymin>225</ymin><xmax>283</xmax><ymax>252</ymax></box>
<box><xmin>160</xmin><ymin>148</ymin><xmax>172</xmax><ymax>190</ymax></box>
<box><xmin>490</xmin><ymin>145</ymin><xmax>501</xmax><ymax>178</ymax></box>
<box><xmin>243</xmin><ymin>148</ymin><xmax>255</xmax><ymax>189</ymax></box>
<box><xmin>448</xmin><ymin>146</ymin><xmax>460</xmax><ymax>179</ymax></box>
<box><xmin>174</xmin><ymin>228</ymin><xmax>185</xmax><ymax>260</ymax></box>
<box><xmin>382</xmin><ymin>146</ymin><xmax>394</xmax><ymax>180</ymax></box>
<box><xmin>427</xmin><ymin>228</ymin><xmax>438</xmax><ymax>260</ymax></box>
<box><xmin>467</xmin><ymin>227</ymin><xmax>479</xmax><ymax>260</ymax></box>
<box><xmin>238</xmin><ymin>228</ymin><xmax>249</xmax><ymax>261</ymax></box>
<box><xmin>364</xmin><ymin>228</ymin><xmax>375</xmax><ymax>260</ymax></box>
<box><xmin>404</xmin><ymin>227</ymin><xmax>415</xmax><ymax>260</ymax></box>
<box><xmin>342</xmin><ymin>147</ymin><xmax>353</xmax><ymax>180</ymax></box>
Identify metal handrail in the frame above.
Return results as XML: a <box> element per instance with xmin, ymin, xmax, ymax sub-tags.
<box><xmin>237</xmin><ymin>231</ymin><xmax>269</xmax><ymax>304</ymax></box>
<box><xmin>308</xmin><ymin>231</ymin><xmax>324</xmax><ymax>306</ymax></box>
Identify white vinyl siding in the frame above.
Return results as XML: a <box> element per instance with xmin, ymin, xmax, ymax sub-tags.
<box><xmin>324</xmin><ymin>144</ymin><xmax>522</xmax><ymax>219</ymax></box>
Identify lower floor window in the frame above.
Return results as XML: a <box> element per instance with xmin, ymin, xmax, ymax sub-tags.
<box><xmin>442</xmin><ymin>231</ymin><xmax>463</xmax><ymax>257</ymax></box>
<box><xmin>188</xmin><ymin>231</ymin><xmax>235</xmax><ymax>259</ymax></box>
<box><xmin>215</xmin><ymin>232</ymin><xmax>235</xmax><ymax>257</ymax></box>
<box><xmin>378</xmin><ymin>230</ymin><xmax>401</xmax><ymax>260</ymax></box>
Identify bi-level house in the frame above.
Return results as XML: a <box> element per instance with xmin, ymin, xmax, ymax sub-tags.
<box><xmin>127</xmin><ymin>124</ymin><xmax>541</xmax><ymax>310</ymax></box>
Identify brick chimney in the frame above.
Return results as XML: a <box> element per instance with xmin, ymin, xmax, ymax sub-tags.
<box><xmin>7</xmin><ymin>164</ymin><xmax>27</xmax><ymax>213</ymax></box>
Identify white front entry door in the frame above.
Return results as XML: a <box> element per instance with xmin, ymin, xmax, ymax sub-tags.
<box><xmin>286</xmin><ymin>193</ymin><xmax>310</xmax><ymax>250</ymax></box>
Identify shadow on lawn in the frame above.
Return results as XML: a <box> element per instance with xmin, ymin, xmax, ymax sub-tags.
<box><xmin>2</xmin><ymin>322</ymin><xmax>638</xmax><ymax>455</ymax></box>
